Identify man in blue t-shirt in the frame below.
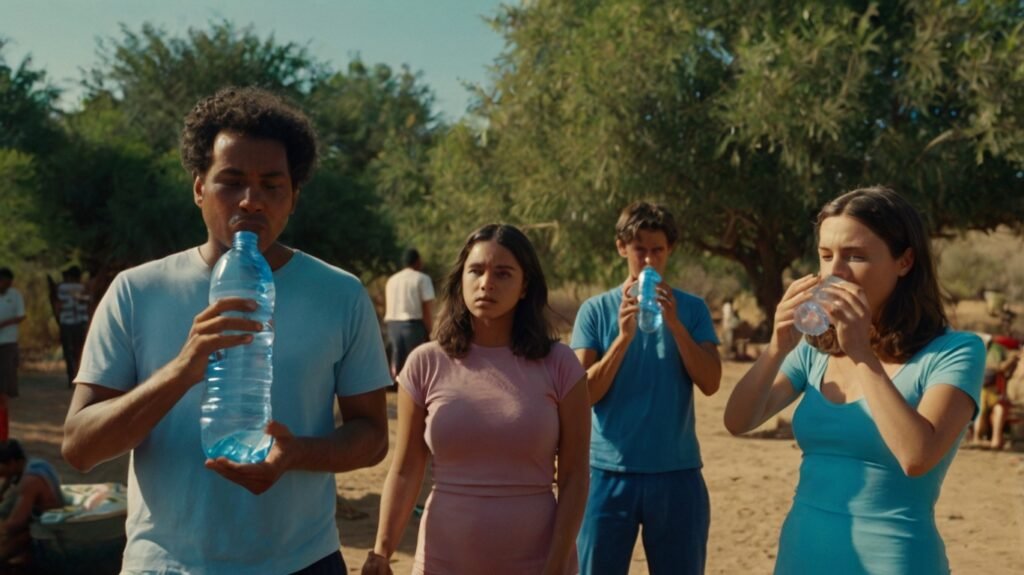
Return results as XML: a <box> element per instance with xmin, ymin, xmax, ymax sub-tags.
<box><xmin>62</xmin><ymin>88</ymin><xmax>392</xmax><ymax>575</ymax></box>
<box><xmin>571</xmin><ymin>201</ymin><xmax>722</xmax><ymax>575</ymax></box>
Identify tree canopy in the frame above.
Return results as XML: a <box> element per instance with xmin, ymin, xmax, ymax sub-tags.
<box><xmin>411</xmin><ymin>0</ymin><xmax>1024</xmax><ymax>324</ymax></box>
<box><xmin>27</xmin><ymin>22</ymin><xmax>438</xmax><ymax>280</ymax></box>
<box><xmin>0</xmin><ymin>41</ymin><xmax>61</xmax><ymax>265</ymax></box>
<box><xmin>3</xmin><ymin>6</ymin><xmax>1024</xmax><ymax>351</ymax></box>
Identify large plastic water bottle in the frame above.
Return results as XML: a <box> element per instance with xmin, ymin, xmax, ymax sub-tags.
<box><xmin>200</xmin><ymin>231</ymin><xmax>276</xmax><ymax>463</ymax></box>
<box><xmin>636</xmin><ymin>265</ymin><xmax>663</xmax><ymax>333</ymax></box>
<box><xmin>794</xmin><ymin>275</ymin><xmax>843</xmax><ymax>336</ymax></box>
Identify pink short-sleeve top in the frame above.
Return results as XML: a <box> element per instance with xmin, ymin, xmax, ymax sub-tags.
<box><xmin>398</xmin><ymin>341</ymin><xmax>585</xmax><ymax>497</ymax></box>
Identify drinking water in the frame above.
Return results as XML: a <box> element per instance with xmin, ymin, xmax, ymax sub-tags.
<box><xmin>794</xmin><ymin>275</ymin><xmax>843</xmax><ymax>336</ymax></box>
<box><xmin>200</xmin><ymin>231</ymin><xmax>276</xmax><ymax>463</ymax></box>
<box><xmin>637</xmin><ymin>265</ymin><xmax>663</xmax><ymax>334</ymax></box>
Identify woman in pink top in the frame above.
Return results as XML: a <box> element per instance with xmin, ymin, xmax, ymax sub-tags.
<box><xmin>363</xmin><ymin>224</ymin><xmax>590</xmax><ymax>575</ymax></box>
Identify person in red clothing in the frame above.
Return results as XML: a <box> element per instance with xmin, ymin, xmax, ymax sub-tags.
<box><xmin>973</xmin><ymin>335</ymin><xmax>1019</xmax><ymax>449</ymax></box>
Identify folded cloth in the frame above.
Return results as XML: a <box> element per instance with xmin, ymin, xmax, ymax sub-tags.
<box><xmin>39</xmin><ymin>483</ymin><xmax>127</xmax><ymax>524</ymax></box>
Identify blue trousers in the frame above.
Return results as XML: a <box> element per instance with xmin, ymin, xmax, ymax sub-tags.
<box><xmin>578</xmin><ymin>467</ymin><xmax>710</xmax><ymax>575</ymax></box>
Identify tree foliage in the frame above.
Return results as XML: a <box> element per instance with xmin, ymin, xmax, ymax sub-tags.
<box><xmin>40</xmin><ymin>22</ymin><xmax>438</xmax><ymax>279</ymax></box>
<box><xmin>420</xmin><ymin>0</ymin><xmax>1024</xmax><ymax>325</ymax></box>
<box><xmin>0</xmin><ymin>39</ymin><xmax>61</xmax><ymax>155</ymax></box>
<box><xmin>85</xmin><ymin>21</ymin><xmax>327</xmax><ymax>151</ymax></box>
<box><xmin>0</xmin><ymin>150</ymin><xmax>47</xmax><ymax>264</ymax></box>
<box><xmin>0</xmin><ymin>41</ymin><xmax>62</xmax><ymax>265</ymax></box>
<box><xmin>303</xmin><ymin>60</ymin><xmax>441</xmax><ymax>274</ymax></box>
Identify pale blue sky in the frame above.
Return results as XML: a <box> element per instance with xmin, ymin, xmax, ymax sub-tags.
<box><xmin>3</xmin><ymin>0</ymin><xmax>508</xmax><ymax>120</ymax></box>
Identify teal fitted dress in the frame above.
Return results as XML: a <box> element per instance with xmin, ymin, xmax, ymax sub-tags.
<box><xmin>774</xmin><ymin>331</ymin><xmax>984</xmax><ymax>575</ymax></box>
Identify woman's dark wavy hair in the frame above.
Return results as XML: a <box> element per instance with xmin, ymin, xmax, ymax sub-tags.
<box><xmin>807</xmin><ymin>186</ymin><xmax>947</xmax><ymax>362</ymax></box>
<box><xmin>435</xmin><ymin>224</ymin><xmax>558</xmax><ymax>360</ymax></box>
<box><xmin>180</xmin><ymin>86</ymin><xmax>319</xmax><ymax>188</ymax></box>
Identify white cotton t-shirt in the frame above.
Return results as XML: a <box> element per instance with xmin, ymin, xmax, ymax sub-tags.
<box><xmin>384</xmin><ymin>267</ymin><xmax>434</xmax><ymax>321</ymax></box>
<box><xmin>0</xmin><ymin>288</ymin><xmax>25</xmax><ymax>344</ymax></box>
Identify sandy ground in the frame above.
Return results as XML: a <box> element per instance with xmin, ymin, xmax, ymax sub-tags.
<box><xmin>14</xmin><ymin>360</ymin><xmax>1024</xmax><ymax>575</ymax></box>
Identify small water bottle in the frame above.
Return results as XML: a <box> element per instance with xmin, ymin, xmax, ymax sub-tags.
<box><xmin>794</xmin><ymin>275</ymin><xmax>843</xmax><ymax>336</ymax></box>
<box><xmin>200</xmin><ymin>231</ymin><xmax>276</xmax><ymax>463</ymax></box>
<box><xmin>636</xmin><ymin>265</ymin><xmax>663</xmax><ymax>333</ymax></box>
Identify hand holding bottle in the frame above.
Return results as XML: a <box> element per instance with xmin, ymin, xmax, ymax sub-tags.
<box><xmin>769</xmin><ymin>274</ymin><xmax>821</xmax><ymax>355</ymax></box>
<box><xmin>617</xmin><ymin>275</ymin><xmax>640</xmax><ymax>342</ymax></box>
<box><xmin>204</xmin><ymin>420</ymin><xmax>295</xmax><ymax>495</ymax></box>
<box><xmin>173</xmin><ymin>297</ymin><xmax>262</xmax><ymax>386</ymax></box>
<box><xmin>793</xmin><ymin>275</ymin><xmax>844</xmax><ymax>336</ymax></box>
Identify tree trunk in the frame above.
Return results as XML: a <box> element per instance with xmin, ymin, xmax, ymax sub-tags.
<box><xmin>736</xmin><ymin>236</ymin><xmax>789</xmax><ymax>341</ymax></box>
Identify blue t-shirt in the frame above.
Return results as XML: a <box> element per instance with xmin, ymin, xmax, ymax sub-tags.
<box><xmin>77</xmin><ymin>248</ymin><xmax>392</xmax><ymax>575</ymax></box>
<box><xmin>774</xmin><ymin>330</ymin><xmax>985</xmax><ymax>575</ymax></box>
<box><xmin>570</xmin><ymin>285</ymin><xmax>719</xmax><ymax>473</ymax></box>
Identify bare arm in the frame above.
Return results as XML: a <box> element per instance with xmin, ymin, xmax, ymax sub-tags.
<box><xmin>724</xmin><ymin>345</ymin><xmax>802</xmax><ymax>435</ymax></box>
<box><xmin>292</xmin><ymin>389</ymin><xmax>389</xmax><ymax>472</ymax></box>
<box><xmin>827</xmin><ymin>279</ymin><xmax>979</xmax><ymax>476</ymax></box>
<box><xmin>578</xmin><ymin>278</ymin><xmax>639</xmax><ymax>405</ymax></box>
<box><xmin>669</xmin><ymin>332</ymin><xmax>722</xmax><ymax>396</ymax></box>
<box><xmin>2</xmin><ymin>477</ymin><xmax>45</xmax><ymax>534</ymax></box>
<box><xmin>63</xmin><ymin>379</ymin><xmax>186</xmax><ymax>471</ymax></box>
<box><xmin>421</xmin><ymin>300</ymin><xmax>433</xmax><ymax>337</ymax></box>
<box><xmin>577</xmin><ymin>336</ymin><xmax>632</xmax><ymax>405</ymax></box>
<box><xmin>855</xmin><ymin>361</ymin><xmax>975</xmax><ymax>476</ymax></box>
<box><xmin>658</xmin><ymin>286</ymin><xmax>722</xmax><ymax>395</ymax></box>
<box><xmin>542</xmin><ymin>376</ymin><xmax>591</xmax><ymax>575</ymax></box>
<box><xmin>724</xmin><ymin>274</ymin><xmax>818</xmax><ymax>435</ymax></box>
<box><xmin>371</xmin><ymin>386</ymin><xmax>429</xmax><ymax>561</ymax></box>
<box><xmin>62</xmin><ymin>298</ymin><xmax>260</xmax><ymax>472</ymax></box>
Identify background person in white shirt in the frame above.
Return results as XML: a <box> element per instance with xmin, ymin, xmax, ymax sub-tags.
<box><xmin>384</xmin><ymin>249</ymin><xmax>435</xmax><ymax>379</ymax></box>
<box><xmin>0</xmin><ymin>268</ymin><xmax>26</xmax><ymax>443</ymax></box>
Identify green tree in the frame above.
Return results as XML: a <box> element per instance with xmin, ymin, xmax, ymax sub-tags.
<box><xmin>434</xmin><ymin>0</ymin><xmax>1024</xmax><ymax>326</ymax></box>
<box><xmin>0</xmin><ymin>39</ymin><xmax>61</xmax><ymax>155</ymax></box>
<box><xmin>85</xmin><ymin>21</ymin><xmax>327</xmax><ymax>150</ymax></box>
<box><xmin>0</xmin><ymin>40</ymin><xmax>62</xmax><ymax>264</ymax></box>
<box><xmin>0</xmin><ymin>150</ymin><xmax>47</xmax><ymax>264</ymax></box>
<box><xmin>307</xmin><ymin>61</ymin><xmax>442</xmax><ymax>273</ymax></box>
<box><xmin>34</xmin><ymin>91</ymin><xmax>198</xmax><ymax>279</ymax></box>
<box><xmin>51</xmin><ymin>22</ymin><xmax>441</xmax><ymax>279</ymax></box>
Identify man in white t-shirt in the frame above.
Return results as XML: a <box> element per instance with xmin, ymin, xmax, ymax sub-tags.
<box><xmin>0</xmin><ymin>268</ymin><xmax>26</xmax><ymax>442</ymax></box>
<box><xmin>384</xmin><ymin>248</ymin><xmax>435</xmax><ymax>378</ymax></box>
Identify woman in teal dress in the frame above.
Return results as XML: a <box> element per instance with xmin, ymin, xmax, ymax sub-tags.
<box><xmin>724</xmin><ymin>187</ymin><xmax>985</xmax><ymax>574</ymax></box>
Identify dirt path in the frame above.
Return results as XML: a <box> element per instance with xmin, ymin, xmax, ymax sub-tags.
<box><xmin>14</xmin><ymin>362</ymin><xmax>1023</xmax><ymax>574</ymax></box>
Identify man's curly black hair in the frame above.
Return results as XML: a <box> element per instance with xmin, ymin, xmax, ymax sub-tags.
<box><xmin>180</xmin><ymin>86</ymin><xmax>319</xmax><ymax>188</ymax></box>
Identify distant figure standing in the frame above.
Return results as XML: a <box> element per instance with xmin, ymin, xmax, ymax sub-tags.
<box><xmin>384</xmin><ymin>249</ymin><xmax>435</xmax><ymax>379</ymax></box>
<box><xmin>721</xmin><ymin>298</ymin><xmax>738</xmax><ymax>359</ymax></box>
<box><xmin>56</xmin><ymin>266</ymin><xmax>90</xmax><ymax>386</ymax></box>
<box><xmin>0</xmin><ymin>269</ymin><xmax>25</xmax><ymax>442</ymax></box>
